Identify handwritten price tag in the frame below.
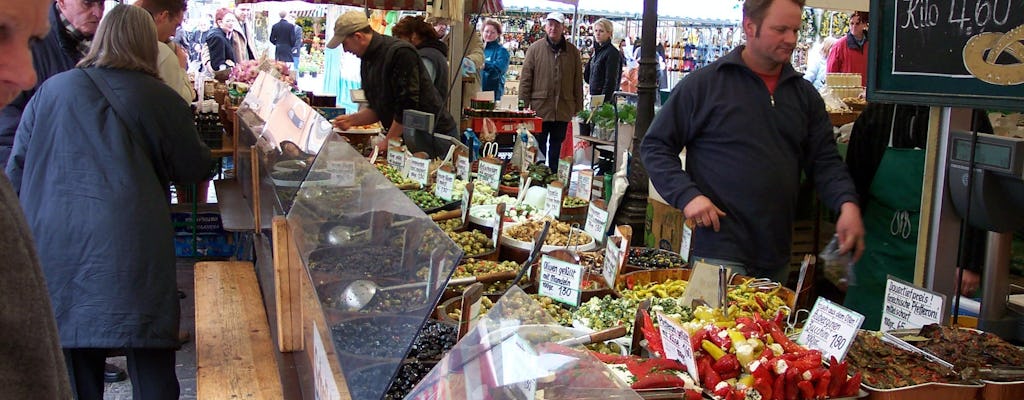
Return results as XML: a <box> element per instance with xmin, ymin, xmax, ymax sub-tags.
<box><xmin>435</xmin><ymin>169</ymin><xmax>455</xmax><ymax>201</ymax></box>
<box><xmin>798</xmin><ymin>297</ymin><xmax>864</xmax><ymax>362</ymax></box>
<box><xmin>544</xmin><ymin>183</ymin><xmax>563</xmax><ymax>218</ymax></box>
<box><xmin>477</xmin><ymin>159</ymin><xmax>502</xmax><ymax>190</ymax></box>
<box><xmin>538</xmin><ymin>255</ymin><xmax>583</xmax><ymax>307</ymax></box>
<box><xmin>658</xmin><ymin>313</ymin><xmax>699</xmax><ymax>382</ymax></box>
<box><xmin>387</xmin><ymin>148</ymin><xmax>405</xmax><ymax>169</ymax></box>
<box><xmin>457</xmin><ymin>154</ymin><xmax>470</xmax><ymax>181</ymax></box>
<box><xmin>575</xmin><ymin>168</ymin><xmax>593</xmax><ymax>201</ymax></box>
<box><xmin>881</xmin><ymin>277</ymin><xmax>945</xmax><ymax>332</ymax></box>
<box><xmin>602</xmin><ymin>237</ymin><xmax>622</xmax><ymax>288</ymax></box>
<box><xmin>584</xmin><ymin>201</ymin><xmax>609</xmax><ymax>243</ymax></box>
<box><xmin>328</xmin><ymin>160</ymin><xmax>356</xmax><ymax>186</ymax></box>
<box><xmin>407</xmin><ymin>156</ymin><xmax>430</xmax><ymax>186</ymax></box>
<box><xmin>557</xmin><ymin>158</ymin><xmax>572</xmax><ymax>187</ymax></box>
<box><xmin>460</xmin><ymin>183</ymin><xmax>473</xmax><ymax>226</ymax></box>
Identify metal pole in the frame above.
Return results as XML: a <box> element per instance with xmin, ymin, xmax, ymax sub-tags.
<box><xmin>613</xmin><ymin>0</ymin><xmax>657</xmax><ymax>245</ymax></box>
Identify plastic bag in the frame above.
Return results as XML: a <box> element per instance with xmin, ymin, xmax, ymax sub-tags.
<box><xmin>479</xmin><ymin>118</ymin><xmax>497</xmax><ymax>142</ymax></box>
<box><xmin>819</xmin><ymin>234</ymin><xmax>856</xmax><ymax>288</ymax></box>
<box><xmin>511</xmin><ymin>124</ymin><xmax>541</xmax><ymax>167</ymax></box>
<box><xmin>818</xmin><ymin>85</ymin><xmax>851</xmax><ymax>113</ymax></box>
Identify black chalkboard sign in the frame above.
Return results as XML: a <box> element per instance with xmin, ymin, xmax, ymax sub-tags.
<box><xmin>868</xmin><ymin>0</ymin><xmax>1024</xmax><ymax>111</ymax></box>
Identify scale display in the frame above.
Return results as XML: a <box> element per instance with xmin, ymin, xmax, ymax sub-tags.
<box><xmin>952</xmin><ymin>139</ymin><xmax>1013</xmax><ymax>171</ymax></box>
<box><xmin>949</xmin><ymin>131</ymin><xmax>1024</xmax><ymax>177</ymax></box>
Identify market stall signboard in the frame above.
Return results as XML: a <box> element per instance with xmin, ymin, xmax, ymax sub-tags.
<box><xmin>435</xmin><ymin>168</ymin><xmax>455</xmax><ymax>202</ymax></box>
<box><xmin>544</xmin><ymin>182</ymin><xmax>564</xmax><ymax>218</ymax></box>
<box><xmin>557</xmin><ymin>158</ymin><xmax>572</xmax><ymax>188</ymax></box>
<box><xmin>538</xmin><ymin>255</ymin><xmax>584</xmax><ymax>307</ymax></box>
<box><xmin>868</xmin><ymin>0</ymin><xmax>1024</xmax><ymax>110</ymax></box>
<box><xmin>407</xmin><ymin>156</ymin><xmax>430</xmax><ymax>186</ymax></box>
<box><xmin>478</xmin><ymin>159</ymin><xmax>502</xmax><ymax>190</ymax></box>
<box><xmin>457</xmin><ymin>153</ymin><xmax>470</xmax><ymax>181</ymax></box>
<box><xmin>880</xmin><ymin>276</ymin><xmax>946</xmax><ymax>332</ymax></box>
<box><xmin>798</xmin><ymin>297</ymin><xmax>864</xmax><ymax>362</ymax></box>
<box><xmin>584</xmin><ymin>200</ymin><xmax>609</xmax><ymax>243</ymax></box>
<box><xmin>658</xmin><ymin>312</ymin><xmax>699</xmax><ymax>382</ymax></box>
<box><xmin>387</xmin><ymin>147</ymin><xmax>405</xmax><ymax>169</ymax></box>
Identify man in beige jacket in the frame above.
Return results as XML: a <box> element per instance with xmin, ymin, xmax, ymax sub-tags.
<box><xmin>518</xmin><ymin>12</ymin><xmax>583</xmax><ymax>170</ymax></box>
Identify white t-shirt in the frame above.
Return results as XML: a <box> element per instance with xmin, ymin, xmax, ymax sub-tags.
<box><xmin>157</xmin><ymin>41</ymin><xmax>195</xmax><ymax>102</ymax></box>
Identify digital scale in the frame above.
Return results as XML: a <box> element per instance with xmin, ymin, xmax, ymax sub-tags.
<box><xmin>946</xmin><ymin>130</ymin><xmax>1024</xmax><ymax>340</ymax></box>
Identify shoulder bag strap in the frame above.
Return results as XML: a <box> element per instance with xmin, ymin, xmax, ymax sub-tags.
<box><xmin>80</xmin><ymin>68</ymin><xmax>161</xmax><ymax>169</ymax></box>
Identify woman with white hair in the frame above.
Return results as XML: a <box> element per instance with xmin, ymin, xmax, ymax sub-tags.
<box><xmin>584</xmin><ymin>18</ymin><xmax>622</xmax><ymax>100</ymax></box>
<box><xmin>7</xmin><ymin>4</ymin><xmax>213</xmax><ymax>398</ymax></box>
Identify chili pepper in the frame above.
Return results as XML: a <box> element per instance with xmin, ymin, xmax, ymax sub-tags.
<box><xmin>796</xmin><ymin>380</ymin><xmax>815</xmax><ymax>400</ymax></box>
<box><xmin>713</xmin><ymin>384</ymin><xmax>732</xmax><ymax>399</ymax></box>
<box><xmin>705</xmin><ymin>326</ymin><xmax>733</xmax><ymax>350</ymax></box>
<box><xmin>754</xmin><ymin>376</ymin><xmax>773</xmax><ymax>399</ymax></box>
<box><xmin>841</xmin><ymin>372</ymin><xmax>862</xmax><ymax>397</ymax></box>
<box><xmin>788</xmin><ymin>350</ymin><xmax>823</xmax><ymax>372</ymax></box>
<box><xmin>773</xmin><ymin>308</ymin><xmax>786</xmax><ymax>326</ymax></box>
<box><xmin>632</xmin><ymin>372</ymin><xmax>686</xmax><ymax>389</ymax></box>
<box><xmin>703</xmin><ymin>364</ymin><xmax>722</xmax><ymax>390</ymax></box>
<box><xmin>815</xmin><ymin>370</ymin><xmax>831</xmax><ymax>399</ymax></box>
<box><xmin>827</xmin><ymin>357</ymin><xmax>847</xmax><ymax>397</ymax></box>
<box><xmin>785</xmin><ymin>367</ymin><xmax>800</xmax><ymax>400</ymax></box>
<box><xmin>690</xmin><ymin>328</ymin><xmax>708</xmax><ymax>352</ymax></box>
<box><xmin>713</xmin><ymin>354</ymin><xmax>741</xmax><ymax>376</ymax></box>
<box><xmin>772</xmin><ymin>369</ymin><xmax>786</xmax><ymax>400</ymax></box>
<box><xmin>764</xmin><ymin>319</ymin><xmax>804</xmax><ymax>354</ymax></box>
<box><xmin>636</xmin><ymin>358</ymin><xmax>687</xmax><ymax>374</ymax></box>
<box><xmin>702</xmin><ymin>339</ymin><xmax>727</xmax><ymax>361</ymax></box>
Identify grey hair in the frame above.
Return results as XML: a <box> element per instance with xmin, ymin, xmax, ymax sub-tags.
<box><xmin>78</xmin><ymin>4</ymin><xmax>160</xmax><ymax>79</ymax></box>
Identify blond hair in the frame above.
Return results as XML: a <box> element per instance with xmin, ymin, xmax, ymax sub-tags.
<box><xmin>78</xmin><ymin>4</ymin><xmax>160</xmax><ymax>79</ymax></box>
<box><xmin>594</xmin><ymin>18</ymin><xmax>614</xmax><ymax>38</ymax></box>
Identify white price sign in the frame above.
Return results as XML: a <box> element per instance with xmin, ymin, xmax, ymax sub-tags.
<box><xmin>657</xmin><ymin>313</ymin><xmax>699</xmax><ymax>382</ymax></box>
<box><xmin>544</xmin><ymin>183</ymin><xmax>563</xmax><ymax>218</ymax></box>
<box><xmin>797</xmin><ymin>297</ymin><xmax>864</xmax><ymax>362</ymax></box>
<box><xmin>477</xmin><ymin>159</ymin><xmax>502</xmax><ymax>190</ymax></box>
<box><xmin>602</xmin><ymin>237</ymin><xmax>623</xmax><ymax>288</ymax></box>
<box><xmin>435</xmin><ymin>169</ymin><xmax>456</xmax><ymax>201</ymax></box>
<box><xmin>584</xmin><ymin>202</ymin><xmax>609</xmax><ymax>242</ymax></box>
<box><xmin>575</xmin><ymin>169</ymin><xmax>593</xmax><ymax>201</ymax></box>
<box><xmin>460</xmin><ymin>183</ymin><xmax>472</xmax><ymax>225</ymax></box>
<box><xmin>407</xmin><ymin>156</ymin><xmax>431</xmax><ymax>186</ymax></box>
<box><xmin>387</xmin><ymin>148</ymin><xmax>405</xmax><ymax>169</ymax></box>
<box><xmin>538</xmin><ymin>255</ymin><xmax>584</xmax><ymax>307</ymax></box>
<box><xmin>557</xmin><ymin>158</ymin><xmax>572</xmax><ymax>187</ymax></box>
<box><xmin>881</xmin><ymin>277</ymin><xmax>945</xmax><ymax>332</ymax></box>
<box><xmin>328</xmin><ymin>160</ymin><xmax>356</xmax><ymax>186</ymax></box>
<box><xmin>457</xmin><ymin>154</ymin><xmax>470</xmax><ymax>181</ymax></box>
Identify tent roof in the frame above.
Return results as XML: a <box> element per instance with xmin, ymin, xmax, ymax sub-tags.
<box><xmin>500</xmin><ymin>0</ymin><xmax>741</xmax><ymax>23</ymax></box>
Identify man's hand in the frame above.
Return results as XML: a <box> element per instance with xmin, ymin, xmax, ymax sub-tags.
<box><xmin>836</xmin><ymin>202</ymin><xmax>865</xmax><ymax>263</ymax></box>
<box><xmin>957</xmin><ymin>268</ymin><xmax>981</xmax><ymax>296</ymax></box>
<box><xmin>683</xmin><ymin>195</ymin><xmax>726</xmax><ymax>232</ymax></box>
<box><xmin>174</xmin><ymin>43</ymin><xmax>188</xmax><ymax>69</ymax></box>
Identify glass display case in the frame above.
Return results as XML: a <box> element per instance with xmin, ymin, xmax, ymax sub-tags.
<box><xmin>233</xmin><ymin>72</ymin><xmax>465</xmax><ymax>399</ymax></box>
<box><xmin>407</xmin><ymin>286</ymin><xmax>642</xmax><ymax>399</ymax></box>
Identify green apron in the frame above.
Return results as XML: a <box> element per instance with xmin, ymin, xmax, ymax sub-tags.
<box><xmin>843</xmin><ymin>148</ymin><xmax>925</xmax><ymax>330</ymax></box>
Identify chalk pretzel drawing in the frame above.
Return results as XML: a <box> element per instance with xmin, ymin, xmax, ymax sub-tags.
<box><xmin>963</xmin><ymin>24</ymin><xmax>1024</xmax><ymax>85</ymax></box>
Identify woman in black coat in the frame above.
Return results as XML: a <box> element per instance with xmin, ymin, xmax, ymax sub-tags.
<box><xmin>7</xmin><ymin>5</ymin><xmax>212</xmax><ymax>399</ymax></box>
<box><xmin>584</xmin><ymin>18</ymin><xmax>622</xmax><ymax>100</ymax></box>
<box><xmin>206</xmin><ymin>8</ymin><xmax>237</xmax><ymax>71</ymax></box>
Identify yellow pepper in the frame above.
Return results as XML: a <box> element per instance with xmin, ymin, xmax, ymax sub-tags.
<box><xmin>701</xmin><ymin>339</ymin><xmax>727</xmax><ymax>360</ymax></box>
<box><xmin>737</xmin><ymin>374</ymin><xmax>755</xmax><ymax>389</ymax></box>
<box><xmin>728</xmin><ymin>331</ymin><xmax>748</xmax><ymax>347</ymax></box>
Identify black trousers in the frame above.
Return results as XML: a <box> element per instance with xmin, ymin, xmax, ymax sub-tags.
<box><xmin>535</xmin><ymin>121</ymin><xmax>569</xmax><ymax>171</ymax></box>
<box><xmin>63</xmin><ymin>348</ymin><xmax>179</xmax><ymax>400</ymax></box>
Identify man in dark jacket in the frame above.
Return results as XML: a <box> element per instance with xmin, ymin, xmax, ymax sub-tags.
<box><xmin>269</xmin><ymin>11</ymin><xmax>296</xmax><ymax>63</ymax></box>
<box><xmin>641</xmin><ymin>0</ymin><xmax>864</xmax><ymax>282</ymax></box>
<box><xmin>0</xmin><ymin>0</ymin><xmax>103</xmax><ymax>170</ymax></box>
<box><xmin>327</xmin><ymin>11</ymin><xmax>457</xmax><ymax>158</ymax></box>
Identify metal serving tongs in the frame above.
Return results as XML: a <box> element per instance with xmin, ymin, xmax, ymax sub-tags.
<box><xmin>744</xmin><ymin>277</ymin><xmax>781</xmax><ymax>290</ymax></box>
<box><xmin>505</xmin><ymin>221</ymin><xmax>551</xmax><ymax>293</ymax></box>
<box><xmin>962</xmin><ymin>365</ymin><xmax>1024</xmax><ymax>381</ymax></box>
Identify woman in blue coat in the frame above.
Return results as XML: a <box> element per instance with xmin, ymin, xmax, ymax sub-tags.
<box><xmin>480</xmin><ymin>19</ymin><xmax>510</xmax><ymax>99</ymax></box>
<box><xmin>6</xmin><ymin>5</ymin><xmax>213</xmax><ymax>399</ymax></box>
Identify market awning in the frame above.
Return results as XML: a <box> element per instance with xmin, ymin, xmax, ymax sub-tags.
<box><xmin>500</xmin><ymin>0</ymin><xmax>741</xmax><ymax>23</ymax></box>
<box><xmin>236</xmin><ymin>0</ymin><xmax>503</xmax><ymax>13</ymax></box>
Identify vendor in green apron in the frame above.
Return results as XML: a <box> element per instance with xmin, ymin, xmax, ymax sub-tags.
<box><xmin>844</xmin><ymin>104</ymin><xmax>992</xmax><ymax>329</ymax></box>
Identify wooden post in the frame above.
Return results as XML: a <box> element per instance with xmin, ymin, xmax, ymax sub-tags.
<box><xmin>271</xmin><ymin>216</ymin><xmax>304</xmax><ymax>352</ymax></box>
<box><xmin>251</xmin><ymin>145</ymin><xmax>261</xmax><ymax>234</ymax></box>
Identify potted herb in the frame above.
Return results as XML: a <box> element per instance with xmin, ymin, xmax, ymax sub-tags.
<box><xmin>576</xmin><ymin>108</ymin><xmax>593</xmax><ymax>137</ymax></box>
<box><xmin>591</xmin><ymin>104</ymin><xmax>617</xmax><ymax>140</ymax></box>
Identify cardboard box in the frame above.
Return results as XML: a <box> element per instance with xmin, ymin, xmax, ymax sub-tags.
<box><xmin>645</xmin><ymin>197</ymin><xmax>693</xmax><ymax>262</ymax></box>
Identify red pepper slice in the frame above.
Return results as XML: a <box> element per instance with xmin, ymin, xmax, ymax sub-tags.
<box><xmin>796</xmin><ymin>380</ymin><xmax>815</xmax><ymax>400</ymax></box>
<box><xmin>764</xmin><ymin>319</ymin><xmax>804</xmax><ymax>354</ymax></box>
<box><xmin>772</xmin><ymin>370</ymin><xmax>786</xmax><ymax>400</ymax></box>
<box><xmin>815</xmin><ymin>370</ymin><xmax>831</xmax><ymax>399</ymax></box>
<box><xmin>785</xmin><ymin>367</ymin><xmax>800</xmax><ymax>400</ymax></box>
<box><xmin>684</xmin><ymin>389</ymin><xmax>703</xmax><ymax>400</ymax></box>
<box><xmin>632</xmin><ymin>372</ymin><xmax>686</xmax><ymax>389</ymax></box>
<box><xmin>841</xmin><ymin>372</ymin><xmax>862</xmax><ymax>397</ymax></box>
<box><xmin>713</xmin><ymin>384</ymin><xmax>732</xmax><ymax>399</ymax></box>
<box><xmin>754</xmin><ymin>376</ymin><xmax>774</xmax><ymax>399</ymax></box>
<box><xmin>827</xmin><ymin>358</ymin><xmax>847</xmax><ymax>397</ymax></box>
<box><xmin>705</xmin><ymin>326</ymin><xmax>732</xmax><ymax>350</ymax></box>
<box><xmin>690</xmin><ymin>328</ymin><xmax>708</xmax><ymax>352</ymax></box>
<box><xmin>713</xmin><ymin>354</ymin><xmax>741</xmax><ymax>376</ymax></box>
